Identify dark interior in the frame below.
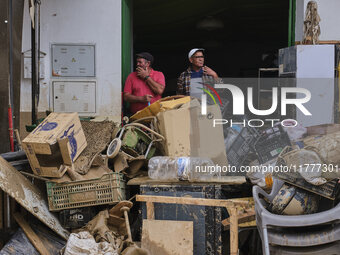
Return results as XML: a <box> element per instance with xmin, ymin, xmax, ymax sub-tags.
<box><xmin>133</xmin><ymin>0</ymin><xmax>289</xmax><ymax>96</ymax></box>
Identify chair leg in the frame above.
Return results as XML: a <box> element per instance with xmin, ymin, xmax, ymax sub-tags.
<box><xmin>262</xmin><ymin>227</ymin><xmax>270</xmax><ymax>255</ymax></box>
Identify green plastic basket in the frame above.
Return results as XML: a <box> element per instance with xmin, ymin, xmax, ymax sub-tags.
<box><xmin>46</xmin><ymin>172</ymin><xmax>126</xmax><ymax>211</ymax></box>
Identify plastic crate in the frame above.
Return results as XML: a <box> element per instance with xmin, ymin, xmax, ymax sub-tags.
<box><xmin>46</xmin><ymin>173</ymin><xmax>126</xmax><ymax>211</ymax></box>
<box><xmin>226</xmin><ymin>126</ymin><xmax>261</xmax><ymax>170</ymax></box>
<box><xmin>255</xmin><ymin>125</ymin><xmax>291</xmax><ymax>164</ymax></box>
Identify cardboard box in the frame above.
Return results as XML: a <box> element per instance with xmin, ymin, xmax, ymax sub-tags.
<box><xmin>22</xmin><ymin>112</ymin><xmax>87</xmax><ymax>177</ymax></box>
<box><xmin>156</xmin><ymin>101</ymin><xmax>228</xmax><ymax>167</ymax></box>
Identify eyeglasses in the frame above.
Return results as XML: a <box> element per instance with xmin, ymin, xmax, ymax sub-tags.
<box><xmin>192</xmin><ymin>56</ymin><xmax>204</xmax><ymax>59</ymax></box>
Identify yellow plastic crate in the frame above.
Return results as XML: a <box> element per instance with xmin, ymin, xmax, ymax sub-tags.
<box><xmin>130</xmin><ymin>96</ymin><xmax>190</xmax><ymax>120</ymax></box>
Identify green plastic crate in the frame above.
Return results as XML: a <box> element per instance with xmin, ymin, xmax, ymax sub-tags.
<box><xmin>46</xmin><ymin>173</ymin><xmax>126</xmax><ymax>211</ymax></box>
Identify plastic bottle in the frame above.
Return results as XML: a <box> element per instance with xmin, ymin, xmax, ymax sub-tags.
<box><xmin>148</xmin><ymin>156</ymin><xmax>221</xmax><ymax>181</ymax></box>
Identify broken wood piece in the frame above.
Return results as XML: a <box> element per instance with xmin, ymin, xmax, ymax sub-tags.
<box><xmin>14</xmin><ymin>129</ymin><xmax>22</xmax><ymax>150</ymax></box>
<box><xmin>109</xmin><ymin>200</ymin><xmax>133</xmax><ymax>217</ymax></box>
<box><xmin>84</xmin><ymin>210</ymin><xmax>111</xmax><ymax>243</ymax></box>
<box><xmin>107</xmin><ymin>214</ymin><xmax>126</xmax><ymax>237</ymax></box>
<box><xmin>136</xmin><ymin>195</ymin><xmax>248</xmax><ymax>207</ymax></box>
<box><xmin>124</xmin><ymin>157</ymin><xmax>146</xmax><ymax>178</ymax></box>
<box><xmin>229</xmin><ymin>206</ymin><xmax>239</xmax><ymax>255</ymax></box>
<box><xmin>65</xmin><ymin>165</ymin><xmax>84</xmax><ymax>181</ymax></box>
<box><xmin>88</xmin><ymin>152</ymin><xmax>105</xmax><ymax>167</ymax></box>
<box><xmin>128</xmin><ymin>175</ymin><xmax>246</xmax><ymax>185</ymax></box>
<box><xmin>0</xmin><ymin>157</ymin><xmax>69</xmax><ymax>239</ymax></box>
<box><xmin>113</xmin><ymin>152</ymin><xmax>129</xmax><ymax>173</ymax></box>
<box><xmin>20</xmin><ymin>171</ymin><xmax>54</xmax><ymax>182</ymax></box>
<box><xmin>146</xmin><ymin>202</ymin><xmax>155</xmax><ymax>220</ymax></box>
<box><xmin>108</xmin><ymin>214</ymin><xmax>125</xmax><ymax>226</ymax></box>
<box><xmin>222</xmin><ymin>210</ymin><xmax>256</xmax><ymax>230</ymax></box>
<box><xmin>13</xmin><ymin>213</ymin><xmax>52</xmax><ymax>255</ymax></box>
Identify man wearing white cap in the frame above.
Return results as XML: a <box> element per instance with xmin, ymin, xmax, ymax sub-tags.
<box><xmin>176</xmin><ymin>48</ymin><xmax>221</xmax><ymax>96</ymax></box>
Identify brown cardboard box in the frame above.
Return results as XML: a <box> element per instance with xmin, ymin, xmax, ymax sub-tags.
<box><xmin>22</xmin><ymin>112</ymin><xmax>87</xmax><ymax>177</ymax></box>
<box><xmin>156</xmin><ymin>101</ymin><xmax>228</xmax><ymax>167</ymax></box>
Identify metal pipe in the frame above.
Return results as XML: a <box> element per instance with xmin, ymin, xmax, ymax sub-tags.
<box><xmin>5</xmin><ymin>195</ymin><xmax>10</xmax><ymax>229</ymax></box>
<box><xmin>36</xmin><ymin>0</ymin><xmax>40</xmax><ymax>106</ymax></box>
<box><xmin>1</xmin><ymin>150</ymin><xmax>27</xmax><ymax>161</ymax></box>
<box><xmin>8</xmin><ymin>0</ymin><xmax>13</xmax><ymax>108</ymax></box>
<box><xmin>7</xmin><ymin>107</ymin><xmax>14</xmax><ymax>151</ymax></box>
<box><xmin>288</xmin><ymin>0</ymin><xmax>292</xmax><ymax>47</ymax></box>
<box><xmin>8</xmin><ymin>0</ymin><xmax>14</xmax><ymax>151</ymax></box>
<box><xmin>5</xmin><ymin>0</ymin><xmax>15</xmax><ymax>230</ymax></box>
<box><xmin>28</xmin><ymin>0</ymin><xmax>41</xmax><ymax>125</ymax></box>
<box><xmin>31</xmin><ymin>0</ymin><xmax>37</xmax><ymax>125</ymax></box>
<box><xmin>292</xmin><ymin>0</ymin><xmax>296</xmax><ymax>45</ymax></box>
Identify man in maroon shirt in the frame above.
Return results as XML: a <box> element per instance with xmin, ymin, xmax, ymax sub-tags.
<box><xmin>123</xmin><ymin>52</ymin><xmax>165</xmax><ymax>114</ymax></box>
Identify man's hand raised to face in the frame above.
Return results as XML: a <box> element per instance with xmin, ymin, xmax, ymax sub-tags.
<box><xmin>136</xmin><ymin>67</ymin><xmax>150</xmax><ymax>80</ymax></box>
<box><xmin>203</xmin><ymin>66</ymin><xmax>218</xmax><ymax>79</ymax></box>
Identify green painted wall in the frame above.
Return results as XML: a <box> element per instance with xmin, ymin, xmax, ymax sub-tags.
<box><xmin>121</xmin><ymin>0</ymin><xmax>132</xmax><ymax>88</ymax></box>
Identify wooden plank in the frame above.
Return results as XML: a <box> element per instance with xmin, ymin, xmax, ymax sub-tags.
<box><xmin>229</xmin><ymin>207</ymin><xmax>239</xmax><ymax>255</ymax></box>
<box><xmin>146</xmin><ymin>202</ymin><xmax>155</xmax><ymax>220</ymax></box>
<box><xmin>14</xmin><ymin>129</ymin><xmax>22</xmax><ymax>150</ymax></box>
<box><xmin>222</xmin><ymin>210</ymin><xmax>256</xmax><ymax>230</ymax></box>
<box><xmin>142</xmin><ymin>220</ymin><xmax>193</xmax><ymax>255</ymax></box>
<box><xmin>0</xmin><ymin>157</ymin><xmax>69</xmax><ymax>239</ymax></box>
<box><xmin>127</xmin><ymin>175</ymin><xmax>246</xmax><ymax>186</ymax></box>
<box><xmin>13</xmin><ymin>213</ymin><xmax>52</xmax><ymax>255</ymax></box>
<box><xmin>136</xmin><ymin>195</ymin><xmax>248</xmax><ymax>207</ymax></box>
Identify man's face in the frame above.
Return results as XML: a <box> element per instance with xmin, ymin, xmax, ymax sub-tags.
<box><xmin>136</xmin><ymin>58</ymin><xmax>150</xmax><ymax>70</ymax></box>
<box><xmin>189</xmin><ymin>51</ymin><xmax>204</xmax><ymax>68</ymax></box>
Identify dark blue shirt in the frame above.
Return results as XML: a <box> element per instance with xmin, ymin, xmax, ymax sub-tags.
<box><xmin>190</xmin><ymin>68</ymin><xmax>203</xmax><ymax>78</ymax></box>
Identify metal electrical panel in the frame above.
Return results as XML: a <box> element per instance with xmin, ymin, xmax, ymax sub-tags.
<box><xmin>53</xmin><ymin>81</ymin><xmax>96</xmax><ymax>113</ymax></box>
<box><xmin>51</xmin><ymin>44</ymin><xmax>95</xmax><ymax>77</ymax></box>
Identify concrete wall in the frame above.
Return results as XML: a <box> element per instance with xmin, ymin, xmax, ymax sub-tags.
<box><xmin>21</xmin><ymin>0</ymin><xmax>122</xmax><ymax>121</ymax></box>
<box><xmin>0</xmin><ymin>0</ymin><xmax>24</xmax><ymax>153</ymax></box>
<box><xmin>295</xmin><ymin>0</ymin><xmax>340</xmax><ymax>42</ymax></box>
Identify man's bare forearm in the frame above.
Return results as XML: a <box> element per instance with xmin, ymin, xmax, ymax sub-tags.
<box><xmin>124</xmin><ymin>93</ymin><xmax>144</xmax><ymax>103</ymax></box>
<box><xmin>146</xmin><ymin>78</ymin><xmax>164</xmax><ymax>95</ymax></box>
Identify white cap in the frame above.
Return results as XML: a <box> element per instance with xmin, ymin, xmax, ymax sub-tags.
<box><xmin>188</xmin><ymin>48</ymin><xmax>205</xmax><ymax>59</ymax></box>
